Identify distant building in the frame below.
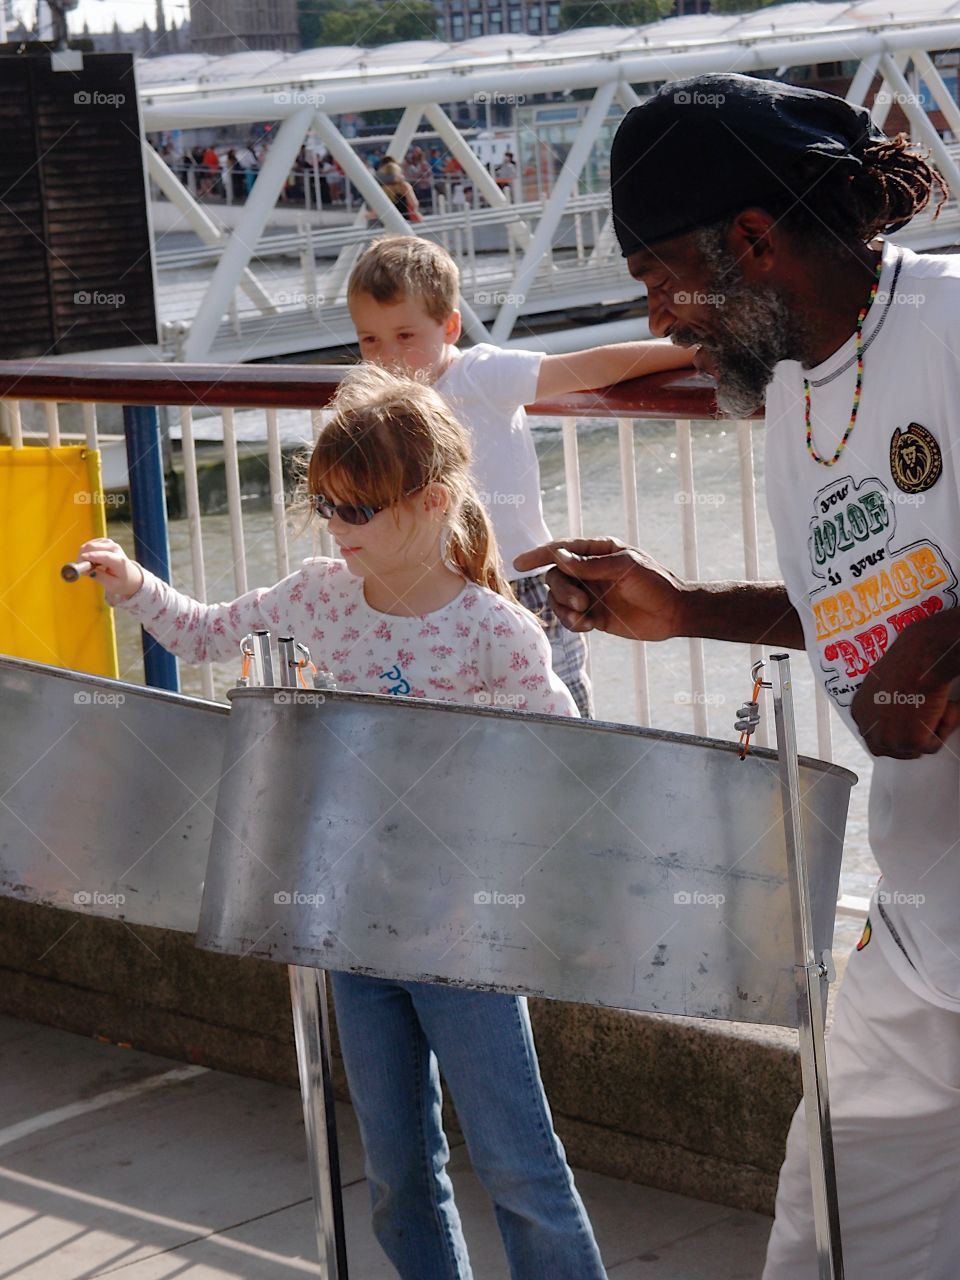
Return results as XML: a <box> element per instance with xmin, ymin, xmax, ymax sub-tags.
<box><xmin>190</xmin><ymin>0</ymin><xmax>300</xmax><ymax>53</ymax></box>
<box><xmin>433</xmin><ymin>0</ymin><xmax>561</xmax><ymax>40</ymax></box>
<box><xmin>432</xmin><ymin>0</ymin><xmax>709</xmax><ymax>42</ymax></box>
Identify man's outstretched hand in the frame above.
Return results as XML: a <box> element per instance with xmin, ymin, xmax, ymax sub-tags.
<box><xmin>513</xmin><ymin>538</ymin><xmax>689</xmax><ymax>642</ymax></box>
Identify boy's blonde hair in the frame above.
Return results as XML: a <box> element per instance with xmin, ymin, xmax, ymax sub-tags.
<box><xmin>304</xmin><ymin>363</ymin><xmax>514</xmax><ymax>600</ymax></box>
<box><xmin>347</xmin><ymin>235</ymin><xmax>459</xmax><ymax>324</ymax></box>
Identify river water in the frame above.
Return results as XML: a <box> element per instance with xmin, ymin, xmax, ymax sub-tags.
<box><xmin>110</xmin><ymin>411</ymin><xmax>878</xmax><ymax>922</ymax></box>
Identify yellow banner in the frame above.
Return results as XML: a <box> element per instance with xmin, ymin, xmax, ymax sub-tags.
<box><xmin>0</xmin><ymin>445</ymin><xmax>119</xmax><ymax>677</ymax></box>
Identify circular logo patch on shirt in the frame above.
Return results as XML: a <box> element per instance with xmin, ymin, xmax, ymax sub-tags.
<box><xmin>890</xmin><ymin>422</ymin><xmax>942</xmax><ymax>494</ymax></box>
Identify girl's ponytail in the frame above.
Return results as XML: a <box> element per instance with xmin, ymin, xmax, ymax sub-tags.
<box><xmin>447</xmin><ymin>490</ymin><xmax>516</xmax><ymax>602</ymax></box>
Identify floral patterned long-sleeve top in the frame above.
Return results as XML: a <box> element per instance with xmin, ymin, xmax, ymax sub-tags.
<box><xmin>113</xmin><ymin>556</ymin><xmax>578</xmax><ymax>717</ymax></box>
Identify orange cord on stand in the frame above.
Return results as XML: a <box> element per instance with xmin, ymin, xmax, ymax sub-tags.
<box><xmin>297</xmin><ymin>656</ymin><xmax>319</xmax><ymax>689</ymax></box>
<box><xmin>237</xmin><ymin>635</ymin><xmax>257</xmax><ymax>687</ymax></box>
<box><xmin>736</xmin><ymin>664</ymin><xmax>766</xmax><ymax>760</ymax></box>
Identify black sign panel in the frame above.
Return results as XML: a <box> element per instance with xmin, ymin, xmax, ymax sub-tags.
<box><xmin>0</xmin><ymin>52</ymin><xmax>158</xmax><ymax>357</ymax></box>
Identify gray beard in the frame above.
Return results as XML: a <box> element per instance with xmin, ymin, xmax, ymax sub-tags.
<box><xmin>674</xmin><ymin>232</ymin><xmax>820</xmax><ymax>418</ymax></box>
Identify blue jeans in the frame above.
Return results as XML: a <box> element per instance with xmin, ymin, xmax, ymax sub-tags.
<box><xmin>330</xmin><ymin>971</ymin><xmax>608</xmax><ymax>1280</ymax></box>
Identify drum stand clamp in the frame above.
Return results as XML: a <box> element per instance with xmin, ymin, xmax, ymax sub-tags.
<box><xmin>735</xmin><ymin>659</ymin><xmax>767</xmax><ymax>760</ymax></box>
<box><xmin>238</xmin><ymin>630</ymin><xmax>336</xmax><ymax>692</ymax></box>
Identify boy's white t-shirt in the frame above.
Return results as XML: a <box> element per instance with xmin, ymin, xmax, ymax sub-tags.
<box><xmin>435</xmin><ymin>344</ymin><xmax>554</xmax><ymax>579</ymax></box>
<box><xmin>764</xmin><ymin>238</ymin><xmax>960</xmax><ymax>1011</ymax></box>
<box><xmin>112</xmin><ymin>556</ymin><xmax>578</xmax><ymax>718</ymax></box>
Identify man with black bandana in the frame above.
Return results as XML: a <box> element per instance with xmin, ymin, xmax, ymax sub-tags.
<box><xmin>516</xmin><ymin>73</ymin><xmax>960</xmax><ymax>1278</ymax></box>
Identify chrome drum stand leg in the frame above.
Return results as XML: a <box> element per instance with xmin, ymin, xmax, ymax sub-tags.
<box><xmin>770</xmin><ymin>653</ymin><xmax>844</xmax><ymax>1280</ymax></box>
<box><xmin>289</xmin><ymin>963</ymin><xmax>349</xmax><ymax>1278</ymax></box>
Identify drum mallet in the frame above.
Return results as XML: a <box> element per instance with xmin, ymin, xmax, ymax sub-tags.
<box><xmin>61</xmin><ymin>561</ymin><xmax>95</xmax><ymax>582</ymax></box>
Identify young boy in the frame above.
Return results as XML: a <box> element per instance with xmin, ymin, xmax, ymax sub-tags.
<box><xmin>346</xmin><ymin>234</ymin><xmax>695</xmax><ymax>716</ymax></box>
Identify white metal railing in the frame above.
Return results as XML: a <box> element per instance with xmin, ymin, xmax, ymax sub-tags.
<box><xmin>153</xmin><ymin>190</ymin><xmax>611</xmax><ymax>271</ymax></box>
<box><xmin>150</xmin><ymin>156</ymin><xmax>520</xmax><ymax>224</ymax></box>
<box><xmin>2</xmin><ymin>391</ymin><xmax>830</xmax><ymax>744</ymax></box>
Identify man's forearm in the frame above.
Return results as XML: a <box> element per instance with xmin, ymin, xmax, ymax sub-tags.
<box><xmin>680</xmin><ymin>581</ymin><xmax>806</xmax><ymax>650</ymax></box>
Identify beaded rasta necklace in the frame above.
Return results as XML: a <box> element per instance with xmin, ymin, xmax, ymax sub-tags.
<box><xmin>804</xmin><ymin>253</ymin><xmax>884</xmax><ymax>467</ymax></box>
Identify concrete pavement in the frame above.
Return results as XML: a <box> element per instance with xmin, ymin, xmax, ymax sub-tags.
<box><xmin>0</xmin><ymin>1014</ymin><xmax>772</xmax><ymax>1278</ymax></box>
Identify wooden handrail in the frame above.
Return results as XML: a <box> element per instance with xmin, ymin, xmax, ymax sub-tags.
<box><xmin>0</xmin><ymin>362</ymin><xmax>344</xmax><ymax>411</ymax></box>
<box><xmin>0</xmin><ymin>360</ymin><xmax>739</xmax><ymax>421</ymax></box>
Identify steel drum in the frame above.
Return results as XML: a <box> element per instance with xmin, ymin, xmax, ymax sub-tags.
<box><xmin>196</xmin><ymin>687</ymin><xmax>856</xmax><ymax>1027</ymax></box>
<box><xmin>0</xmin><ymin>655</ymin><xmax>227</xmax><ymax>932</ymax></box>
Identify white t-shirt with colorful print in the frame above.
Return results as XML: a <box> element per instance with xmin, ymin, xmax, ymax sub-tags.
<box><xmin>764</xmin><ymin>238</ymin><xmax>960</xmax><ymax>1011</ymax></box>
<box><xmin>113</xmin><ymin>556</ymin><xmax>578</xmax><ymax>718</ymax></box>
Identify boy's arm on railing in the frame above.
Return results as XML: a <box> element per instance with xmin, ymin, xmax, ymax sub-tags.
<box><xmin>513</xmin><ymin>538</ymin><xmax>806</xmax><ymax>651</ymax></box>
<box><xmin>535</xmin><ymin>340</ymin><xmax>696</xmax><ymax>401</ymax></box>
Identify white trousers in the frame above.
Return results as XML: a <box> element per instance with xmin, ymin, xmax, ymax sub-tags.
<box><xmin>763</xmin><ymin>923</ymin><xmax>960</xmax><ymax>1279</ymax></box>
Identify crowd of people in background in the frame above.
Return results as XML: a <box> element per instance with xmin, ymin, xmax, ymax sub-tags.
<box><xmin>149</xmin><ymin>136</ymin><xmax>522</xmax><ymax>213</ymax></box>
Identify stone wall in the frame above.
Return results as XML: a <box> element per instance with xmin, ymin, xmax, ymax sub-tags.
<box><xmin>0</xmin><ymin>896</ymin><xmax>815</xmax><ymax>1214</ymax></box>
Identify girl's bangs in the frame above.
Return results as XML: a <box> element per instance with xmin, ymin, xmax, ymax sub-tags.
<box><xmin>309</xmin><ymin>421</ymin><xmax>411</xmax><ymax>509</ymax></box>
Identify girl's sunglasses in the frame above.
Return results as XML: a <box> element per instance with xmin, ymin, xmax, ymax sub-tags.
<box><xmin>310</xmin><ymin>486</ymin><xmax>423</xmax><ymax>526</ymax></box>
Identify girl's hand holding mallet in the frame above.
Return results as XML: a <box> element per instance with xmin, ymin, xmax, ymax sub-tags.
<box><xmin>68</xmin><ymin>539</ymin><xmax>145</xmax><ymax>603</ymax></box>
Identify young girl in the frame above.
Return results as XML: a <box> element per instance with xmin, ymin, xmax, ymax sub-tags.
<box><xmin>78</xmin><ymin>363</ymin><xmax>608</xmax><ymax>1280</ymax></box>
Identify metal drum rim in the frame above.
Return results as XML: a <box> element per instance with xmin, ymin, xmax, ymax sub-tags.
<box><xmin>0</xmin><ymin>654</ymin><xmax>229</xmax><ymax>716</ymax></box>
<box><xmin>226</xmin><ymin>685</ymin><xmax>859</xmax><ymax>787</ymax></box>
